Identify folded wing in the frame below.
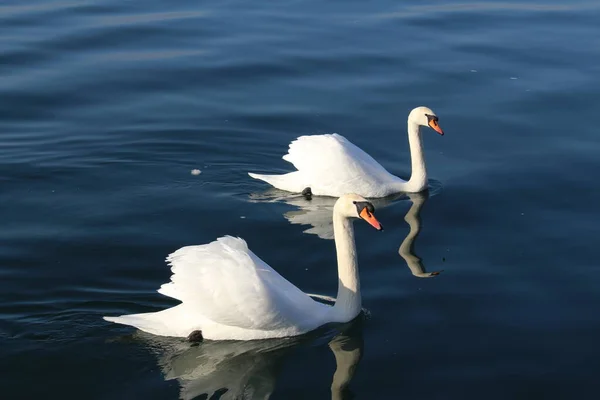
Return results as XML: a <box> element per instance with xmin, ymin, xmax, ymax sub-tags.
<box><xmin>283</xmin><ymin>134</ymin><xmax>398</xmax><ymax>196</ymax></box>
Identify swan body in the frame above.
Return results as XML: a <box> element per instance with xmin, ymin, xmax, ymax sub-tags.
<box><xmin>103</xmin><ymin>194</ymin><xmax>382</xmax><ymax>341</ymax></box>
<box><xmin>248</xmin><ymin>106</ymin><xmax>444</xmax><ymax>198</ymax></box>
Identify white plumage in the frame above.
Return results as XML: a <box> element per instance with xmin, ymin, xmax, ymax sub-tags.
<box><xmin>251</xmin><ymin>133</ymin><xmax>402</xmax><ymax>197</ymax></box>
<box><xmin>105</xmin><ymin>236</ymin><xmax>330</xmax><ymax>340</ymax></box>
<box><xmin>103</xmin><ymin>194</ymin><xmax>382</xmax><ymax>341</ymax></box>
<box><xmin>249</xmin><ymin>106</ymin><xmax>444</xmax><ymax>197</ymax></box>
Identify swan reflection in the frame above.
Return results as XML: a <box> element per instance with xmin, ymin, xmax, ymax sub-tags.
<box><xmin>399</xmin><ymin>192</ymin><xmax>442</xmax><ymax>278</ymax></box>
<box><xmin>249</xmin><ymin>188</ymin><xmax>442</xmax><ymax>278</ymax></box>
<box><xmin>140</xmin><ymin>317</ymin><xmax>364</xmax><ymax>400</ymax></box>
<box><xmin>249</xmin><ymin>188</ymin><xmax>407</xmax><ymax>239</ymax></box>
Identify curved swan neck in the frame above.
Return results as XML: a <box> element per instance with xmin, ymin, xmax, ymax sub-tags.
<box><xmin>405</xmin><ymin>121</ymin><xmax>427</xmax><ymax>192</ymax></box>
<box><xmin>332</xmin><ymin>211</ymin><xmax>361</xmax><ymax>321</ymax></box>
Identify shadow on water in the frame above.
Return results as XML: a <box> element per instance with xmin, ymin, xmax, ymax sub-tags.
<box><xmin>134</xmin><ymin>316</ymin><xmax>365</xmax><ymax>400</ymax></box>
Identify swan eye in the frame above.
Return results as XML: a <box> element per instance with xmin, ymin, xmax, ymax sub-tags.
<box><xmin>354</xmin><ymin>201</ymin><xmax>375</xmax><ymax>216</ymax></box>
<box><xmin>425</xmin><ymin>114</ymin><xmax>438</xmax><ymax>123</ymax></box>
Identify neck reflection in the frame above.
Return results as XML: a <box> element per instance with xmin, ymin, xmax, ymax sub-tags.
<box><xmin>399</xmin><ymin>192</ymin><xmax>442</xmax><ymax>278</ymax></box>
<box><xmin>249</xmin><ymin>188</ymin><xmax>407</xmax><ymax>240</ymax></box>
<box><xmin>247</xmin><ymin>188</ymin><xmax>443</xmax><ymax>279</ymax></box>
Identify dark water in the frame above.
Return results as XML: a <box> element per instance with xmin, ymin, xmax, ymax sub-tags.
<box><xmin>2</xmin><ymin>0</ymin><xmax>600</xmax><ymax>398</ymax></box>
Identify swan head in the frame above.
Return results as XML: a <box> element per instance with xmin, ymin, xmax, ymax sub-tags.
<box><xmin>335</xmin><ymin>194</ymin><xmax>383</xmax><ymax>231</ymax></box>
<box><xmin>408</xmin><ymin>106</ymin><xmax>444</xmax><ymax>136</ymax></box>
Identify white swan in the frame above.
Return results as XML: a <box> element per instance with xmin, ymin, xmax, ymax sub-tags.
<box><xmin>248</xmin><ymin>106</ymin><xmax>444</xmax><ymax>198</ymax></box>
<box><xmin>103</xmin><ymin>194</ymin><xmax>382</xmax><ymax>341</ymax></box>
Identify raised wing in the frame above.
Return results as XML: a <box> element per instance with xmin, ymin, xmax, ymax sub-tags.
<box><xmin>158</xmin><ymin>236</ymin><xmax>321</xmax><ymax>331</ymax></box>
<box><xmin>283</xmin><ymin>134</ymin><xmax>399</xmax><ymax>196</ymax></box>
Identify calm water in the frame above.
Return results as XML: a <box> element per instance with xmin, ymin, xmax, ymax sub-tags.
<box><xmin>2</xmin><ymin>0</ymin><xmax>600</xmax><ymax>398</ymax></box>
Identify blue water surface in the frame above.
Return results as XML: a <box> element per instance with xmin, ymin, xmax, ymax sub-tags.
<box><xmin>1</xmin><ymin>1</ymin><xmax>600</xmax><ymax>399</ymax></box>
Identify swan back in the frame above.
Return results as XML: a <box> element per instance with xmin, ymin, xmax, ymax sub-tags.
<box><xmin>159</xmin><ymin>236</ymin><xmax>325</xmax><ymax>332</ymax></box>
<box><xmin>282</xmin><ymin>134</ymin><xmax>403</xmax><ymax>197</ymax></box>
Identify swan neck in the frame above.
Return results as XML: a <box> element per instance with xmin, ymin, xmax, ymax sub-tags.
<box><xmin>332</xmin><ymin>211</ymin><xmax>361</xmax><ymax>321</ymax></box>
<box><xmin>406</xmin><ymin>121</ymin><xmax>427</xmax><ymax>191</ymax></box>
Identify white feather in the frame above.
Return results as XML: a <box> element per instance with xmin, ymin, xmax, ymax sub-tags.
<box><xmin>252</xmin><ymin>134</ymin><xmax>402</xmax><ymax>198</ymax></box>
<box><xmin>105</xmin><ymin>236</ymin><xmax>330</xmax><ymax>340</ymax></box>
<box><xmin>104</xmin><ymin>194</ymin><xmax>375</xmax><ymax>341</ymax></box>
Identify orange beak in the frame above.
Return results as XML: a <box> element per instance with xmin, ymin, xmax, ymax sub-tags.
<box><xmin>428</xmin><ymin>120</ymin><xmax>444</xmax><ymax>135</ymax></box>
<box><xmin>359</xmin><ymin>207</ymin><xmax>383</xmax><ymax>231</ymax></box>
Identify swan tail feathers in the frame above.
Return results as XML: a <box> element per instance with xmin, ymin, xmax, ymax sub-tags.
<box><xmin>103</xmin><ymin>313</ymin><xmax>169</xmax><ymax>336</ymax></box>
<box><xmin>103</xmin><ymin>305</ymin><xmax>193</xmax><ymax>337</ymax></box>
<box><xmin>247</xmin><ymin>171</ymin><xmax>307</xmax><ymax>193</ymax></box>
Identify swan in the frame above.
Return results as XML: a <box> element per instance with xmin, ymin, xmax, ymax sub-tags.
<box><xmin>103</xmin><ymin>194</ymin><xmax>382</xmax><ymax>341</ymax></box>
<box><xmin>248</xmin><ymin>106</ymin><xmax>444</xmax><ymax>198</ymax></box>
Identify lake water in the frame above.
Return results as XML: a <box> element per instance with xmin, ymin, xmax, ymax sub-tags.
<box><xmin>2</xmin><ymin>1</ymin><xmax>600</xmax><ymax>399</ymax></box>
